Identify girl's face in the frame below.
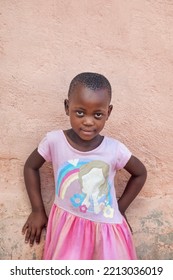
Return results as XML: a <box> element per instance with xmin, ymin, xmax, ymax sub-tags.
<box><xmin>65</xmin><ymin>84</ymin><xmax>113</xmax><ymax>142</ymax></box>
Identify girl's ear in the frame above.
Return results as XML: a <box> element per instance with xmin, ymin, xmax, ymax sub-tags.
<box><xmin>64</xmin><ymin>99</ymin><xmax>69</xmax><ymax>116</ymax></box>
<box><xmin>107</xmin><ymin>104</ymin><xmax>113</xmax><ymax>119</ymax></box>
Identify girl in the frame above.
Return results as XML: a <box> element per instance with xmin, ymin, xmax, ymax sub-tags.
<box><xmin>22</xmin><ymin>72</ymin><xmax>147</xmax><ymax>259</ymax></box>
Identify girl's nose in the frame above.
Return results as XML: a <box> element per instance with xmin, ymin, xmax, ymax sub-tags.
<box><xmin>83</xmin><ymin>116</ymin><xmax>94</xmax><ymax>126</ymax></box>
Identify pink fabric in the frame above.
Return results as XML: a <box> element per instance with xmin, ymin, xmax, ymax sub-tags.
<box><xmin>43</xmin><ymin>204</ymin><xmax>137</xmax><ymax>260</ymax></box>
<box><xmin>38</xmin><ymin>130</ymin><xmax>132</xmax><ymax>224</ymax></box>
<box><xmin>38</xmin><ymin>130</ymin><xmax>136</xmax><ymax>260</ymax></box>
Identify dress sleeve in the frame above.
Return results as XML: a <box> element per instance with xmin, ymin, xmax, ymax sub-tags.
<box><xmin>115</xmin><ymin>141</ymin><xmax>132</xmax><ymax>170</ymax></box>
<box><xmin>37</xmin><ymin>134</ymin><xmax>52</xmax><ymax>162</ymax></box>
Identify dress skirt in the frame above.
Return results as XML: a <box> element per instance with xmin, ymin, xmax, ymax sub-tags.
<box><xmin>43</xmin><ymin>204</ymin><xmax>137</xmax><ymax>260</ymax></box>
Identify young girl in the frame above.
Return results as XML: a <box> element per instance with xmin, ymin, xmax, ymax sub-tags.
<box><xmin>22</xmin><ymin>72</ymin><xmax>147</xmax><ymax>260</ymax></box>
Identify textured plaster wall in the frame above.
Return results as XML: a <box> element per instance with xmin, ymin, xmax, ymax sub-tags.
<box><xmin>0</xmin><ymin>0</ymin><xmax>173</xmax><ymax>259</ymax></box>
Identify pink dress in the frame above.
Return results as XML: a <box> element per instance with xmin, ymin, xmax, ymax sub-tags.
<box><xmin>38</xmin><ymin>130</ymin><xmax>137</xmax><ymax>260</ymax></box>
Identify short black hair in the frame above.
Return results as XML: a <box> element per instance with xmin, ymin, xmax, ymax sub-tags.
<box><xmin>68</xmin><ymin>72</ymin><xmax>112</xmax><ymax>100</ymax></box>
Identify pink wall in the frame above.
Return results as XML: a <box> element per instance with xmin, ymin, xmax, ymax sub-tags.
<box><xmin>0</xmin><ymin>1</ymin><xmax>172</xmax><ymax>259</ymax></box>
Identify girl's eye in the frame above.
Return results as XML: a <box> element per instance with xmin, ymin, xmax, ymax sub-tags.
<box><xmin>95</xmin><ymin>113</ymin><xmax>103</xmax><ymax>119</ymax></box>
<box><xmin>76</xmin><ymin>111</ymin><xmax>84</xmax><ymax>117</ymax></box>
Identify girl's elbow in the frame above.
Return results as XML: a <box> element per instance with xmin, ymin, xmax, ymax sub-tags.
<box><xmin>143</xmin><ymin>164</ymin><xmax>147</xmax><ymax>177</ymax></box>
<box><xmin>141</xmin><ymin>164</ymin><xmax>147</xmax><ymax>183</ymax></box>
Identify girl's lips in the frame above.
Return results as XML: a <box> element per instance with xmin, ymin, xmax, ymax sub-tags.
<box><xmin>81</xmin><ymin>129</ymin><xmax>95</xmax><ymax>135</ymax></box>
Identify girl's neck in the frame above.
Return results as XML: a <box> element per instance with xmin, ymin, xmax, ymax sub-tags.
<box><xmin>63</xmin><ymin>129</ymin><xmax>104</xmax><ymax>152</ymax></box>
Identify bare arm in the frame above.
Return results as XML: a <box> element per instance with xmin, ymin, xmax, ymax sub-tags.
<box><xmin>22</xmin><ymin>149</ymin><xmax>48</xmax><ymax>246</ymax></box>
<box><xmin>118</xmin><ymin>155</ymin><xmax>147</xmax><ymax>215</ymax></box>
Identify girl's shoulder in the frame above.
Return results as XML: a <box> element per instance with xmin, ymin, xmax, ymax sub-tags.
<box><xmin>40</xmin><ymin>130</ymin><xmax>65</xmax><ymax>149</ymax></box>
<box><xmin>104</xmin><ymin>135</ymin><xmax>132</xmax><ymax>166</ymax></box>
<box><xmin>45</xmin><ymin>129</ymin><xmax>63</xmax><ymax>140</ymax></box>
<box><xmin>104</xmin><ymin>135</ymin><xmax>124</xmax><ymax>147</ymax></box>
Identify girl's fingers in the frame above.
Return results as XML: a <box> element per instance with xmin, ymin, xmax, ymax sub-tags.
<box><xmin>29</xmin><ymin>228</ymin><xmax>37</xmax><ymax>246</ymax></box>
<box><xmin>35</xmin><ymin>229</ymin><xmax>42</xmax><ymax>244</ymax></box>
<box><xmin>23</xmin><ymin>225</ymin><xmax>38</xmax><ymax>246</ymax></box>
<box><xmin>25</xmin><ymin>227</ymin><xmax>31</xmax><ymax>243</ymax></box>
<box><xmin>22</xmin><ymin>217</ymin><xmax>47</xmax><ymax>245</ymax></box>
<box><xmin>22</xmin><ymin>223</ymin><xmax>28</xmax><ymax>234</ymax></box>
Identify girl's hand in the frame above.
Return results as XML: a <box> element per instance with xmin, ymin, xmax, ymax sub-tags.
<box><xmin>22</xmin><ymin>210</ymin><xmax>48</xmax><ymax>246</ymax></box>
<box><xmin>122</xmin><ymin>213</ymin><xmax>133</xmax><ymax>234</ymax></box>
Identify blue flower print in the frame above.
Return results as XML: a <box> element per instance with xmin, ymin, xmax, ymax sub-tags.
<box><xmin>70</xmin><ymin>193</ymin><xmax>85</xmax><ymax>208</ymax></box>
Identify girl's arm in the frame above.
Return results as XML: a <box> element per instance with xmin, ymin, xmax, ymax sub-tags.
<box><xmin>118</xmin><ymin>155</ymin><xmax>147</xmax><ymax>215</ymax></box>
<box><xmin>22</xmin><ymin>149</ymin><xmax>48</xmax><ymax>246</ymax></box>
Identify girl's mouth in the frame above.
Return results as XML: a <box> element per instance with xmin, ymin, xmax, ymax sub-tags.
<box><xmin>81</xmin><ymin>129</ymin><xmax>95</xmax><ymax>136</ymax></box>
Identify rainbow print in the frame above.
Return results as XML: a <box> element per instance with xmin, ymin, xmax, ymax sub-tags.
<box><xmin>56</xmin><ymin>159</ymin><xmax>90</xmax><ymax>199</ymax></box>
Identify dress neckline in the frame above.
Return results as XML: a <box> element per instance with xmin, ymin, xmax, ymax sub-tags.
<box><xmin>60</xmin><ymin>130</ymin><xmax>105</xmax><ymax>153</ymax></box>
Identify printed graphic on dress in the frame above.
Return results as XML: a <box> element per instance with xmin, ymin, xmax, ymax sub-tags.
<box><xmin>56</xmin><ymin>159</ymin><xmax>114</xmax><ymax>218</ymax></box>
